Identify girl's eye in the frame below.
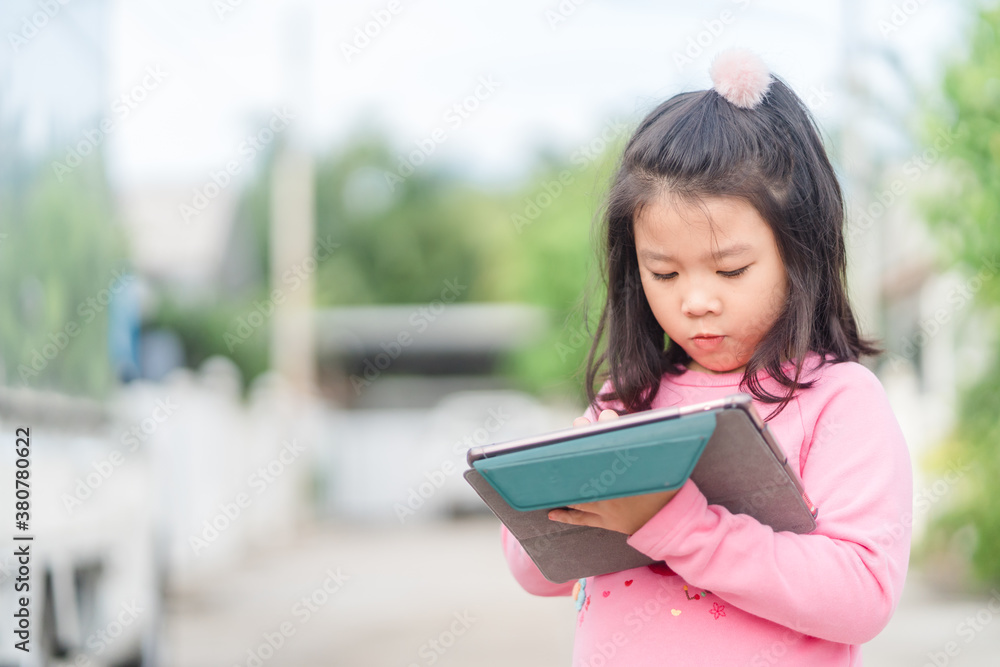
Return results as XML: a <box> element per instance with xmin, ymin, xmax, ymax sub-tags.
<box><xmin>651</xmin><ymin>272</ymin><xmax>677</xmax><ymax>281</ymax></box>
<box><xmin>719</xmin><ymin>266</ymin><xmax>750</xmax><ymax>278</ymax></box>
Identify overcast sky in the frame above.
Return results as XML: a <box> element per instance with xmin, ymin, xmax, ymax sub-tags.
<box><xmin>0</xmin><ymin>0</ymin><xmax>968</xmax><ymax>190</ymax></box>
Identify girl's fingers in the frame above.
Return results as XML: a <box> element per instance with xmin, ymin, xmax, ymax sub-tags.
<box><xmin>550</xmin><ymin>508</ymin><xmax>603</xmax><ymax>530</ymax></box>
<box><xmin>548</xmin><ymin>509</ymin><xmax>570</xmax><ymax>522</ymax></box>
<box><xmin>573</xmin><ymin>409</ymin><xmax>619</xmax><ymax>428</ymax></box>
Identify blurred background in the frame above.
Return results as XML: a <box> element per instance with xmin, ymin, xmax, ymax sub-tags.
<box><xmin>1</xmin><ymin>0</ymin><xmax>999</xmax><ymax>665</ymax></box>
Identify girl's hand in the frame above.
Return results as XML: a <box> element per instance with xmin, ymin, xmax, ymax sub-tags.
<box><xmin>547</xmin><ymin>409</ymin><xmax>680</xmax><ymax>536</ymax></box>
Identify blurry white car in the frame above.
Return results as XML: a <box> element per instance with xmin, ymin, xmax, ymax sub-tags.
<box><xmin>0</xmin><ymin>391</ymin><xmax>161</xmax><ymax>667</ymax></box>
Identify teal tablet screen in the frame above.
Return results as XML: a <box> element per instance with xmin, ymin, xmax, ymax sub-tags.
<box><xmin>472</xmin><ymin>411</ymin><xmax>716</xmax><ymax>511</ymax></box>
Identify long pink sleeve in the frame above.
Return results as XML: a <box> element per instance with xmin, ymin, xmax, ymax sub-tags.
<box><xmin>625</xmin><ymin>362</ymin><xmax>912</xmax><ymax>644</ymax></box>
<box><xmin>500</xmin><ymin>524</ymin><xmax>575</xmax><ymax>597</ymax></box>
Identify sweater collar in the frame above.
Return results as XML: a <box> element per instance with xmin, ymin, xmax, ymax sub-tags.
<box><xmin>668</xmin><ymin>351</ymin><xmax>826</xmax><ymax>387</ymax></box>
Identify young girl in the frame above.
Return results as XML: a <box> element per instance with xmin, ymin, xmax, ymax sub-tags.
<box><xmin>500</xmin><ymin>49</ymin><xmax>912</xmax><ymax>665</ymax></box>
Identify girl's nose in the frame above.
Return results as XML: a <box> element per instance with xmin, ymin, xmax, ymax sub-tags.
<box><xmin>681</xmin><ymin>286</ymin><xmax>722</xmax><ymax>317</ymax></box>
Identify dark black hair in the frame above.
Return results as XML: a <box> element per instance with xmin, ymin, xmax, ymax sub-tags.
<box><xmin>584</xmin><ymin>76</ymin><xmax>879</xmax><ymax>420</ymax></box>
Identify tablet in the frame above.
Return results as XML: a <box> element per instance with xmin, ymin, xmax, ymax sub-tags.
<box><xmin>464</xmin><ymin>393</ymin><xmax>817</xmax><ymax>583</ymax></box>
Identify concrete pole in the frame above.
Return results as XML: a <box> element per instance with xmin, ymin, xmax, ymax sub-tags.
<box><xmin>269</xmin><ymin>149</ymin><xmax>316</xmax><ymax>394</ymax></box>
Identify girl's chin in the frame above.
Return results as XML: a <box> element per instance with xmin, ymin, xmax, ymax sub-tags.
<box><xmin>687</xmin><ymin>356</ymin><xmax>745</xmax><ymax>375</ymax></box>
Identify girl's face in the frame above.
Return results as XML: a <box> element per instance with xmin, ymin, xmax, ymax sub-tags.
<box><xmin>634</xmin><ymin>195</ymin><xmax>788</xmax><ymax>375</ymax></box>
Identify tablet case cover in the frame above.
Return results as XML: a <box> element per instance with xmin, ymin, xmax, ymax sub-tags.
<box><xmin>465</xmin><ymin>407</ymin><xmax>816</xmax><ymax>583</ymax></box>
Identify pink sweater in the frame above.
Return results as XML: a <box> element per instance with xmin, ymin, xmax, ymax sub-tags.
<box><xmin>501</xmin><ymin>353</ymin><xmax>912</xmax><ymax>666</ymax></box>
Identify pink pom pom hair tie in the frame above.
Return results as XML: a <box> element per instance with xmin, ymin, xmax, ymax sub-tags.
<box><xmin>710</xmin><ymin>49</ymin><xmax>772</xmax><ymax>109</ymax></box>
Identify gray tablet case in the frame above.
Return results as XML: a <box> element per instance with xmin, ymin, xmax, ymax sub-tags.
<box><xmin>464</xmin><ymin>396</ymin><xmax>817</xmax><ymax>583</ymax></box>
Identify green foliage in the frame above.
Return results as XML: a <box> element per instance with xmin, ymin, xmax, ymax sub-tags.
<box><xmin>150</xmin><ymin>294</ymin><xmax>270</xmax><ymax>387</ymax></box>
<box><xmin>919</xmin><ymin>7</ymin><xmax>1000</xmax><ymax>297</ymax></box>
<box><xmin>918</xmin><ymin>3</ymin><xmax>1000</xmax><ymax>585</ymax></box>
<box><xmin>919</xmin><ymin>366</ymin><xmax>1000</xmax><ymax>584</ymax></box>
<box><xmin>151</xmin><ymin>120</ymin><xmax>628</xmax><ymax>402</ymax></box>
<box><xmin>493</xmin><ymin>152</ymin><xmax>620</xmax><ymax>402</ymax></box>
<box><xmin>301</xmin><ymin>126</ymin><xmax>626</xmax><ymax>403</ymax></box>
<box><xmin>0</xmin><ymin>154</ymin><xmax>126</xmax><ymax>397</ymax></box>
<box><xmin>153</xmin><ymin>128</ymin><xmax>499</xmax><ymax>387</ymax></box>
<box><xmin>312</xmin><ymin>132</ymin><xmax>488</xmax><ymax>305</ymax></box>
<box><xmin>142</xmin><ymin>145</ymin><xmax>278</xmax><ymax>391</ymax></box>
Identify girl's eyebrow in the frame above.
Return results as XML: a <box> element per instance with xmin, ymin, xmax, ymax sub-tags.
<box><xmin>639</xmin><ymin>242</ymin><xmax>753</xmax><ymax>263</ymax></box>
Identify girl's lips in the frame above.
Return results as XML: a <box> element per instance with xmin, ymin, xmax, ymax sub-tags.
<box><xmin>690</xmin><ymin>335</ymin><xmax>725</xmax><ymax>351</ymax></box>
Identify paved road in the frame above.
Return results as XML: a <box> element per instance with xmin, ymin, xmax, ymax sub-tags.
<box><xmin>161</xmin><ymin>516</ymin><xmax>1000</xmax><ymax>666</ymax></box>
